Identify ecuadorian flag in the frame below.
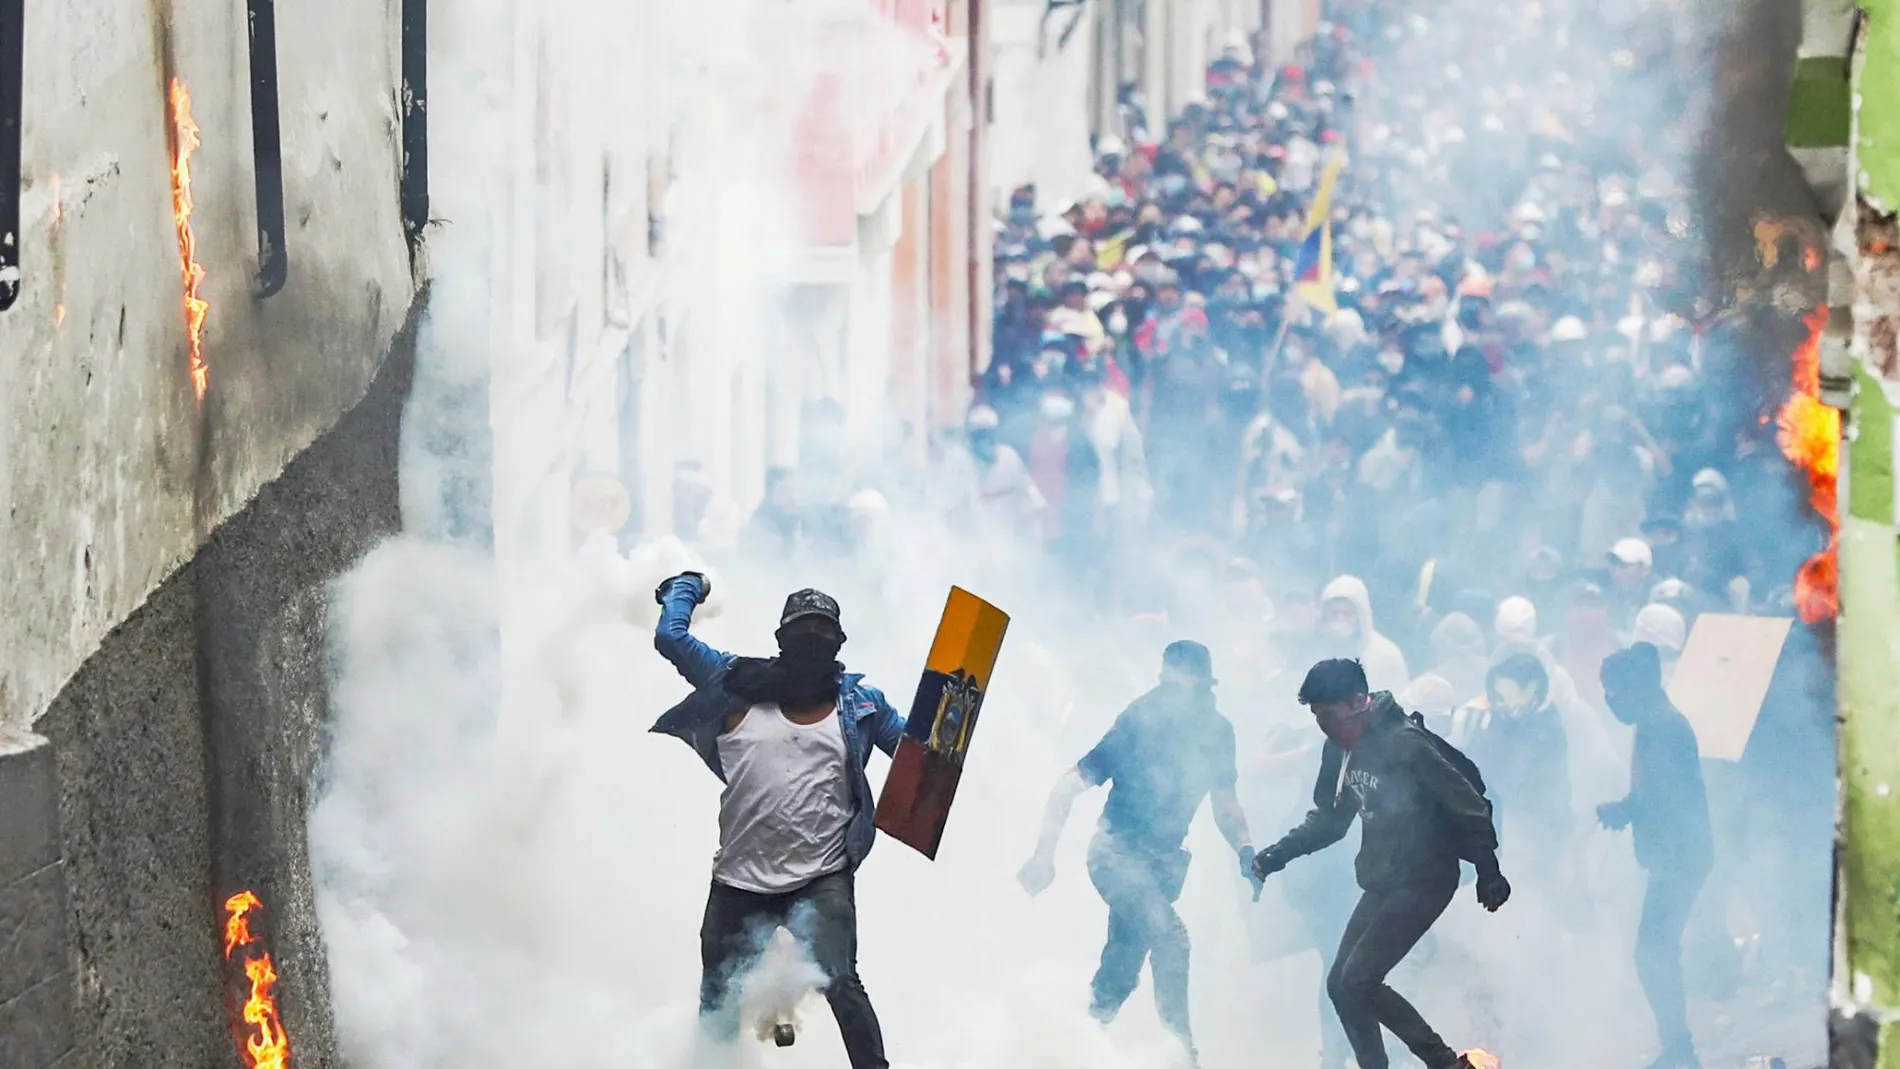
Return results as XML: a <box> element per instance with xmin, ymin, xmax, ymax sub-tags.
<box><xmin>1294</xmin><ymin>155</ymin><xmax>1344</xmax><ymax>318</ymax></box>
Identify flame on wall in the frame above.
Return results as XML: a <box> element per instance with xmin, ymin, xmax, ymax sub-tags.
<box><xmin>169</xmin><ymin>78</ymin><xmax>210</xmax><ymax>402</ymax></box>
<box><xmin>1775</xmin><ymin>306</ymin><xmax>1839</xmax><ymax>624</ymax></box>
<box><xmin>222</xmin><ymin>891</ymin><xmax>291</xmax><ymax>1069</ymax></box>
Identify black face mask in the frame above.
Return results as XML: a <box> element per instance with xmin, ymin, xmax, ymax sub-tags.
<box><xmin>727</xmin><ymin>630</ymin><xmax>844</xmax><ymax>709</ymax></box>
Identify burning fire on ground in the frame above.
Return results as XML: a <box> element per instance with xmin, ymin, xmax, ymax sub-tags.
<box><xmin>1775</xmin><ymin>305</ymin><xmax>1839</xmax><ymax>624</ymax></box>
<box><xmin>222</xmin><ymin>891</ymin><xmax>291</xmax><ymax>1069</ymax></box>
<box><xmin>168</xmin><ymin>78</ymin><xmax>210</xmax><ymax>402</ymax></box>
<box><xmin>1461</xmin><ymin>1049</ymin><xmax>1502</xmax><ymax>1069</ymax></box>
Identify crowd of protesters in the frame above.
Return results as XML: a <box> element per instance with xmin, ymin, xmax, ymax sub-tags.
<box><xmin>954</xmin><ymin>0</ymin><xmax>1833</xmax><ymax>1061</ymax></box>
<box><xmin>683</xmin><ymin>0</ymin><xmax>1835</xmax><ymax>1060</ymax></box>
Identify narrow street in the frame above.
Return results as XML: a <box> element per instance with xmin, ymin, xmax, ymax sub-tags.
<box><xmin>0</xmin><ymin>0</ymin><xmax>1889</xmax><ymax>1067</ymax></box>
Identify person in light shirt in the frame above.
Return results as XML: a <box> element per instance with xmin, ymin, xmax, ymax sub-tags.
<box><xmin>652</xmin><ymin>575</ymin><xmax>904</xmax><ymax>1069</ymax></box>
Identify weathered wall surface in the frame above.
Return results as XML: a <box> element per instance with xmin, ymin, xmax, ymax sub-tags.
<box><xmin>0</xmin><ymin>0</ymin><xmax>415</xmax><ymax>740</ymax></box>
<box><xmin>9</xmin><ymin>312</ymin><xmax>418</xmax><ymax>1069</ymax></box>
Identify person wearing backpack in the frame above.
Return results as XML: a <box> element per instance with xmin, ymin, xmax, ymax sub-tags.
<box><xmin>1251</xmin><ymin>658</ymin><xmax>1511</xmax><ymax>1069</ymax></box>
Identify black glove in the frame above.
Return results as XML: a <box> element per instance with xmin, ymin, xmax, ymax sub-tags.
<box><xmin>1250</xmin><ymin>846</ymin><xmax>1288</xmax><ymax>884</ymax></box>
<box><xmin>1476</xmin><ymin>870</ymin><xmax>1511</xmax><ymax>912</ymax></box>
<box><xmin>654</xmin><ymin>571</ymin><xmax>710</xmax><ymax>607</ymax></box>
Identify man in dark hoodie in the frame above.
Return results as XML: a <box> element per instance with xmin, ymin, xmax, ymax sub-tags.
<box><xmin>1252</xmin><ymin>658</ymin><xmax>1510</xmax><ymax>1069</ymax></box>
<box><xmin>651</xmin><ymin>573</ymin><xmax>904</xmax><ymax>1069</ymax></box>
<box><xmin>1018</xmin><ymin>641</ymin><xmax>1255</xmax><ymax>1068</ymax></box>
<box><xmin>1597</xmin><ymin>642</ymin><xmax>1712</xmax><ymax>1069</ymax></box>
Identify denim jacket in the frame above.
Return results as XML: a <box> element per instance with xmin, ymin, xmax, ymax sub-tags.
<box><xmin>650</xmin><ymin>577</ymin><xmax>906</xmax><ymax>871</ymax></box>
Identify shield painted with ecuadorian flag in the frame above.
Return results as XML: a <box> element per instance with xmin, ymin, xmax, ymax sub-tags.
<box><xmin>874</xmin><ymin>587</ymin><xmax>1010</xmax><ymax>859</ymax></box>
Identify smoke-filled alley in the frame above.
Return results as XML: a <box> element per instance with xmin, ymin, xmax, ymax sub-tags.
<box><xmin>1</xmin><ymin>0</ymin><xmax>1892</xmax><ymax>1068</ymax></box>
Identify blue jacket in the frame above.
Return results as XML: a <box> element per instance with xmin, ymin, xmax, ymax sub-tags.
<box><xmin>650</xmin><ymin>576</ymin><xmax>906</xmax><ymax>871</ymax></box>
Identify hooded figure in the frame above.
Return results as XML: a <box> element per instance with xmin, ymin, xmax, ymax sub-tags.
<box><xmin>1457</xmin><ymin>652</ymin><xmax>1571</xmax><ymax>886</ymax></box>
<box><xmin>1491</xmin><ymin>598</ymin><xmax>1625</xmax><ymax>822</ymax></box>
<box><xmin>1427</xmin><ymin>612</ymin><xmax>1489</xmax><ymax>705</ymax></box>
<box><xmin>1317</xmin><ymin>575</ymin><xmax>1412</xmax><ymax>694</ymax></box>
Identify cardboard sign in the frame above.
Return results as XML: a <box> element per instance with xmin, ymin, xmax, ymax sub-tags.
<box><xmin>1665</xmin><ymin>613</ymin><xmax>1793</xmax><ymax>762</ymax></box>
<box><xmin>873</xmin><ymin>587</ymin><xmax>1010</xmax><ymax>859</ymax></box>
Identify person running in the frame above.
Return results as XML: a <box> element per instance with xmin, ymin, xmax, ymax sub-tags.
<box><xmin>1252</xmin><ymin>658</ymin><xmax>1511</xmax><ymax>1069</ymax></box>
<box><xmin>1597</xmin><ymin>642</ymin><xmax>1713</xmax><ymax>1069</ymax></box>
<box><xmin>651</xmin><ymin>572</ymin><xmax>902</xmax><ymax>1069</ymax></box>
<box><xmin>1018</xmin><ymin>640</ymin><xmax>1255</xmax><ymax>1067</ymax></box>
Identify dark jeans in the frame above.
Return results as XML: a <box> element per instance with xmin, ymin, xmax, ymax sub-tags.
<box><xmin>1637</xmin><ymin>861</ymin><xmax>1709</xmax><ymax>1053</ymax></box>
<box><xmin>1328</xmin><ymin>877</ymin><xmax>1461</xmax><ymax>1069</ymax></box>
<box><xmin>698</xmin><ymin>871</ymin><xmax>888</xmax><ymax>1069</ymax></box>
<box><xmin>1087</xmin><ymin>833</ymin><xmax>1194</xmax><ymax>1048</ymax></box>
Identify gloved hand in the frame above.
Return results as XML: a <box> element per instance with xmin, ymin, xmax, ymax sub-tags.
<box><xmin>1250</xmin><ymin>846</ymin><xmax>1288</xmax><ymax>884</ymax></box>
<box><xmin>654</xmin><ymin>571</ymin><xmax>710</xmax><ymax>607</ymax></box>
<box><xmin>1475</xmin><ymin>870</ymin><xmax>1511</xmax><ymax>912</ymax></box>
<box><xmin>1238</xmin><ymin>846</ymin><xmax>1265</xmax><ymax>901</ymax></box>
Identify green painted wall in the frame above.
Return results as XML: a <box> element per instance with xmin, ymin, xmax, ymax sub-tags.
<box><xmin>1842</xmin><ymin>367</ymin><xmax>1900</xmax><ymax>1065</ymax></box>
<box><xmin>1864</xmin><ymin>0</ymin><xmax>1900</xmax><ymax>209</ymax></box>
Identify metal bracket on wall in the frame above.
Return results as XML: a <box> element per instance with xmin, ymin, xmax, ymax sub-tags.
<box><xmin>400</xmin><ymin>0</ymin><xmax>428</xmax><ymax>259</ymax></box>
<box><xmin>248</xmin><ymin>0</ymin><xmax>289</xmax><ymax>297</ymax></box>
<box><xmin>0</xmin><ymin>0</ymin><xmax>24</xmax><ymax>312</ymax></box>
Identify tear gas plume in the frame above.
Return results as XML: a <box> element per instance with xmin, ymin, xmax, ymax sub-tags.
<box><xmin>310</xmin><ymin>0</ymin><xmax>1831</xmax><ymax>1065</ymax></box>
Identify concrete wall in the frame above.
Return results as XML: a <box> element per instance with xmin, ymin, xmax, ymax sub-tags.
<box><xmin>0</xmin><ymin>312</ymin><xmax>418</xmax><ymax>1069</ymax></box>
<box><xmin>0</xmin><ymin>0</ymin><xmax>415</xmax><ymax>742</ymax></box>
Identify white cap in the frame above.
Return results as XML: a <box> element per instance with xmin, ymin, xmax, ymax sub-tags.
<box><xmin>1608</xmin><ymin>538</ymin><xmax>1654</xmax><ymax>569</ymax></box>
<box><xmin>1098</xmin><ymin>135</ymin><xmax>1127</xmax><ymax>157</ymax></box>
<box><xmin>967</xmin><ymin>405</ymin><xmax>1000</xmax><ymax>430</ymax></box>
<box><xmin>1551</xmin><ymin>316</ymin><xmax>1587</xmax><ymax>342</ymax></box>
<box><xmin>1633</xmin><ymin>603</ymin><xmax>1687</xmax><ymax>653</ymax></box>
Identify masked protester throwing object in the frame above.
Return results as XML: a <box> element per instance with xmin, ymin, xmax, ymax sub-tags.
<box><xmin>1252</xmin><ymin>658</ymin><xmax>1510</xmax><ymax>1069</ymax></box>
<box><xmin>1018</xmin><ymin>640</ymin><xmax>1254</xmax><ymax>1069</ymax></box>
<box><xmin>650</xmin><ymin>574</ymin><xmax>902</xmax><ymax>1069</ymax></box>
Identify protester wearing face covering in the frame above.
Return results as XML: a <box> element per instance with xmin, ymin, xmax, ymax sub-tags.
<box><xmin>1457</xmin><ymin>653</ymin><xmax>1570</xmax><ymax>889</ymax></box>
<box><xmin>1597</xmin><ymin>643</ymin><xmax>1712</xmax><ymax>1069</ymax></box>
<box><xmin>1019</xmin><ymin>642</ymin><xmax>1254</xmax><ymax>1069</ymax></box>
<box><xmin>1313</xmin><ymin>575</ymin><xmax>1412</xmax><ymax>694</ymax></box>
<box><xmin>1252</xmin><ymin>659</ymin><xmax>1508</xmax><ymax>1069</ymax></box>
<box><xmin>651</xmin><ymin>577</ymin><xmax>904</xmax><ymax>1069</ymax></box>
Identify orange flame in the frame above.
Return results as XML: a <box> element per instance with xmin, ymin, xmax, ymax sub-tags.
<box><xmin>1462</xmin><ymin>1049</ymin><xmax>1502</xmax><ymax>1069</ymax></box>
<box><xmin>1775</xmin><ymin>306</ymin><xmax>1839</xmax><ymax>624</ymax></box>
<box><xmin>168</xmin><ymin>78</ymin><xmax>210</xmax><ymax>402</ymax></box>
<box><xmin>223</xmin><ymin>889</ymin><xmax>261</xmax><ymax>959</ymax></box>
<box><xmin>222</xmin><ymin>891</ymin><xmax>291</xmax><ymax>1069</ymax></box>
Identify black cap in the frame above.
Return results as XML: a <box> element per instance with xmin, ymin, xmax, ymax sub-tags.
<box><xmin>780</xmin><ymin>589</ymin><xmax>843</xmax><ymax>632</ymax></box>
<box><xmin>1162</xmin><ymin>640</ymin><xmax>1217</xmax><ymax>683</ymax></box>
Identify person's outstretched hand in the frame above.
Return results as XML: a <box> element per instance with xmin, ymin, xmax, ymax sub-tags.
<box><xmin>1250</xmin><ymin>846</ymin><xmax>1289</xmax><ymax>883</ymax></box>
<box><xmin>1239</xmin><ymin>846</ymin><xmax>1265</xmax><ymax>901</ymax></box>
<box><xmin>1017</xmin><ymin>853</ymin><xmax>1056</xmax><ymax>897</ymax></box>
<box><xmin>1476</xmin><ymin>871</ymin><xmax>1512</xmax><ymax>912</ymax></box>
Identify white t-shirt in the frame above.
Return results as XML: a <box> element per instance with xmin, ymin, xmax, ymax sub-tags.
<box><xmin>713</xmin><ymin>703</ymin><xmax>854</xmax><ymax>894</ymax></box>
